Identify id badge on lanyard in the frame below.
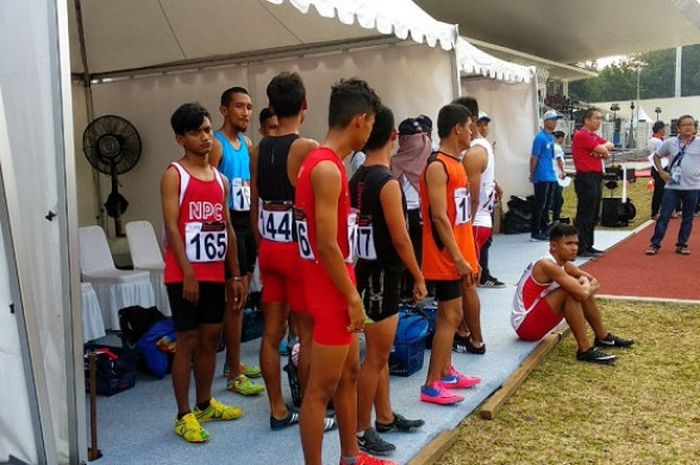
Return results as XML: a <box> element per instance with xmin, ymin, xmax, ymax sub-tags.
<box><xmin>671</xmin><ymin>138</ymin><xmax>691</xmax><ymax>184</ymax></box>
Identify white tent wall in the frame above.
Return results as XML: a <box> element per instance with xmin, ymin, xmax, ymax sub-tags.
<box><xmin>71</xmin><ymin>83</ymin><xmax>98</xmax><ymax>227</ymax></box>
<box><xmin>461</xmin><ymin>77</ymin><xmax>538</xmax><ymax>206</ymax></box>
<box><xmin>1</xmin><ymin>0</ymin><xmax>79</xmax><ymax>463</ymax></box>
<box><xmin>83</xmin><ymin>42</ymin><xmax>455</xmax><ymax>237</ymax></box>
<box><xmin>0</xmin><ymin>104</ymin><xmax>37</xmax><ymax>465</ymax></box>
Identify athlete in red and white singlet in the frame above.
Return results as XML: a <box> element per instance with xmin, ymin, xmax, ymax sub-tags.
<box><xmin>163</xmin><ymin>162</ymin><xmax>227</xmax><ymax>284</ymax></box>
<box><xmin>509</xmin><ymin>223</ymin><xmax>633</xmax><ymax>365</ymax></box>
<box><xmin>162</xmin><ymin>104</ymin><xmax>244</xmax><ymax>444</ymax></box>
<box><xmin>511</xmin><ymin>253</ymin><xmax>562</xmax><ymax>341</ymax></box>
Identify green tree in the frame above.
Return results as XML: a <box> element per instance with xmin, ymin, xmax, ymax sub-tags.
<box><xmin>568</xmin><ymin>46</ymin><xmax>687</xmax><ymax>101</ymax></box>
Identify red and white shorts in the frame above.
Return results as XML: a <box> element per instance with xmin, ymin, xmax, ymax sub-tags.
<box><xmin>472</xmin><ymin>226</ymin><xmax>492</xmax><ymax>260</ymax></box>
<box><xmin>515</xmin><ymin>298</ymin><xmax>564</xmax><ymax>342</ymax></box>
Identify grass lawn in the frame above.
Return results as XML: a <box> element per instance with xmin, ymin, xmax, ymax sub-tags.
<box><xmin>561</xmin><ymin>176</ymin><xmax>652</xmax><ymax>230</ymax></box>
<box><xmin>437</xmin><ymin>300</ymin><xmax>700</xmax><ymax>465</ymax></box>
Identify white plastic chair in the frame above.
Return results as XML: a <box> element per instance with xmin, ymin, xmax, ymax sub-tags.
<box><xmin>125</xmin><ymin>220</ymin><xmax>171</xmax><ymax>316</ymax></box>
<box><xmin>80</xmin><ymin>282</ymin><xmax>106</xmax><ymax>342</ymax></box>
<box><xmin>78</xmin><ymin>225</ymin><xmax>155</xmax><ymax>329</ymax></box>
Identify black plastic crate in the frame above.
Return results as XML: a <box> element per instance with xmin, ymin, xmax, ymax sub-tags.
<box><xmin>84</xmin><ymin>345</ymin><xmax>137</xmax><ymax>396</ymax></box>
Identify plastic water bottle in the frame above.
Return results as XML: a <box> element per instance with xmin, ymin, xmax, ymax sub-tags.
<box><xmin>646</xmin><ymin>178</ymin><xmax>654</xmax><ymax>192</ymax></box>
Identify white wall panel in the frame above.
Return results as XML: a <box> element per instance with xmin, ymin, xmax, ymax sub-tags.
<box><xmin>89</xmin><ymin>43</ymin><xmax>453</xmax><ymax>236</ymax></box>
<box><xmin>462</xmin><ymin>77</ymin><xmax>538</xmax><ymax>205</ymax></box>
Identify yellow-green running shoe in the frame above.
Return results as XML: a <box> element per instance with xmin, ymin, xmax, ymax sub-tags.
<box><xmin>242</xmin><ymin>363</ymin><xmax>262</xmax><ymax>378</ymax></box>
<box><xmin>194</xmin><ymin>397</ymin><xmax>243</xmax><ymax>422</ymax></box>
<box><xmin>227</xmin><ymin>374</ymin><xmax>265</xmax><ymax>396</ymax></box>
<box><xmin>223</xmin><ymin>362</ymin><xmax>262</xmax><ymax>378</ymax></box>
<box><xmin>175</xmin><ymin>412</ymin><xmax>210</xmax><ymax>443</ymax></box>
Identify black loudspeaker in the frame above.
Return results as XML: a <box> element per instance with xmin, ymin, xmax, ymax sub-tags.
<box><xmin>601</xmin><ymin>198</ymin><xmax>622</xmax><ymax>227</ymax></box>
<box><xmin>601</xmin><ymin>198</ymin><xmax>636</xmax><ymax>227</ymax></box>
<box><xmin>614</xmin><ymin>118</ymin><xmax>622</xmax><ymax>132</ymax></box>
<box><xmin>670</xmin><ymin>119</ymin><xmax>678</xmax><ymax>137</ymax></box>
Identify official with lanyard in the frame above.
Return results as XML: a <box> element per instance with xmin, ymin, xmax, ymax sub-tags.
<box><xmin>646</xmin><ymin>115</ymin><xmax>700</xmax><ymax>255</ymax></box>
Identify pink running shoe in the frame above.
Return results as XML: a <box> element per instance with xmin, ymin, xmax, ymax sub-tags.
<box><xmin>441</xmin><ymin>366</ymin><xmax>481</xmax><ymax>389</ymax></box>
<box><xmin>341</xmin><ymin>451</ymin><xmax>398</xmax><ymax>465</ymax></box>
<box><xmin>420</xmin><ymin>384</ymin><xmax>464</xmax><ymax>405</ymax></box>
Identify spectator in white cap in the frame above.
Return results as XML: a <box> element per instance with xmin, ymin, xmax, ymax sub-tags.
<box><xmin>529</xmin><ymin>110</ymin><xmax>562</xmax><ymax>241</ymax></box>
<box><xmin>470</xmin><ymin>111</ymin><xmax>505</xmax><ymax>289</ymax></box>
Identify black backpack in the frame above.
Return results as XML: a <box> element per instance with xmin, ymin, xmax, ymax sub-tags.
<box><xmin>118</xmin><ymin>306</ymin><xmax>166</xmax><ymax>347</ymax></box>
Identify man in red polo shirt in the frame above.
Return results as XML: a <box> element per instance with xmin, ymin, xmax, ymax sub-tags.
<box><xmin>571</xmin><ymin>109</ymin><xmax>613</xmax><ymax>257</ymax></box>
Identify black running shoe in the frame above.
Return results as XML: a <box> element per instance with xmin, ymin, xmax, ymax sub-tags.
<box><xmin>375</xmin><ymin>412</ymin><xmax>424</xmax><ymax>433</ymax></box>
<box><xmin>452</xmin><ymin>333</ymin><xmax>469</xmax><ymax>353</ymax></box>
<box><xmin>588</xmin><ymin>247</ymin><xmax>604</xmax><ymax>255</ymax></box>
<box><xmin>453</xmin><ymin>333</ymin><xmax>486</xmax><ymax>354</ymax></box>
<box><xmin>594</xmin><ymin>333</ymin><xmax>634</xmax><ymax>348</ymax></box>
<box><xmin>357</xmin><ymin>427</ymin><xmax>396</xmax><ymax>456</ymax></box>
<box><xmin>576</xmin><ymin>347</ymin><xmax>616</xmax><ymax>365</ymax></box>
<box><xmin>478</xmin><ymin>277</ymin><xmax>506</xmax><ymax>289</ymax></box>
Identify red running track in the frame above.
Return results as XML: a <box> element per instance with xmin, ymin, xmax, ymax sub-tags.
<box><xmin>583</xmin><ymin>220</ymin><xmax>700</xmax><ymax>301</ymax></box>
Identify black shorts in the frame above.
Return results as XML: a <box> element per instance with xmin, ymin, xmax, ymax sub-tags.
<box><xmin>429</xmin><ymin>279</ymin><xmax>461</xmax><ymax>302</ymax></box>
<box><xmin>167</xmin><ymin>282</ymin><xmax>226</xmax><ymax>332</ymax></box>
<box><xmin>356</xmin><ymin>260</ymin><xmax>403</xmax><ymax>322</ymax></box>
<box><xmin>230</xmin><ymin>210</ymin><xmax>256</xmax><ymax>275</ymax></box>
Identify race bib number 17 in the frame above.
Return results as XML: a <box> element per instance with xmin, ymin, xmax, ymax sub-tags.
<box><xmin>355</xmin><ymin>215</ymin><xmax>376</xmax><ymax>260</ymax></box>
<box><xmin>454</xmin><ymin>187</ymin><xmax>471</xmax><ymax>225</ymax></box>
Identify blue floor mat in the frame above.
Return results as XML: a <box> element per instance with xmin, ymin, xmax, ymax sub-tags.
<box><xmin>89</xmin><ymin>230</ymin><xmax>631</xmax><ymax>465</ymax></box>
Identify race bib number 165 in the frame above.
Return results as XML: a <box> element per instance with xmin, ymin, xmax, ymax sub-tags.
<box><xmin>185</xmin><ymin>222</ymin><xmax>227</xmax><ymax>262</ymax></box>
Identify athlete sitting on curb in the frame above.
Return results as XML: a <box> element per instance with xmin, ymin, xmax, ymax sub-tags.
<box><xmin>512</xmin><ymin>223</ymin><xmax>634</xmax><ymax>364</ymax></box>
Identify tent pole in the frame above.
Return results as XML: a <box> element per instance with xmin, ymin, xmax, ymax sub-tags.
<box><xmin>0</xmin><ymin>95</ymin><xmax>58</xmax><ymax>465</ymax></box>
<box><xmin>74</xmin><ymin>0</ymin><xmax>105</xmax><ymax>231</ymax></box>
<box><xmin>450</xmin><ymin>25</ymin><xmax>461</xmax><ymax>99</ymax></box>
<box><xmin>56</xmin><ymin>0</ymin><xmax>88</xmax><ymax>463</ymax></box>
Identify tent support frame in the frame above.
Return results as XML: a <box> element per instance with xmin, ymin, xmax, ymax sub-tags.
<box><xmin>56</xmin><ymin>0</ymin><xmax>88</xmax><ymax>464</ymax></box>
<box><xmin>73</xmin><ymin>35</ymin><xmax>404</xmax><ymax>83</ymax></box>
<box><xmin>0</xmin><ymin>102</ymin><xmax>58</xmax><ymax>465</ymax></box>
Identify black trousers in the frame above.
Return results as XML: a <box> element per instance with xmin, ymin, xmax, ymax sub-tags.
<box><xmin>551</xmin><ymin>184</ymin><xmax>564</xmax><ymax>222</ymax></box>
<box><xmin>574</xmin><ymin>172</ymin><xmax>602</xmax><ymax>251</ymax></box>
<box><xmin>651</xmin><ymin>168</ymin><xmax>666</xmax><ymax>218</ymax></box>
<box><xmin>531</xmin><ymin>182</ymin><xmax>556</xmax><ymax>236</ymax></box>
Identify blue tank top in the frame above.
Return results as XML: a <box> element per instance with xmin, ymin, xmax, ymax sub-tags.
<box><xmin>214</xmin><ymin>130</ymin><xmax>251</xmax><ymax>211</ymax></box>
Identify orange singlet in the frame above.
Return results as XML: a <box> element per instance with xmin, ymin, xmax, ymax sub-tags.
<box><xmin>419</xmin><ymin>151</ymin><xmax>479</xmax><ymax>280</ymax></box>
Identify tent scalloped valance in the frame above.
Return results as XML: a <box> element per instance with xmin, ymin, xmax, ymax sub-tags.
<box><xmin>265</xmin><ymin>0</ymin><xmax>457</xmax><ymax>51</ymax></box>
<box><xmin>457</xmin><ymin>37</ymin><xmax>533</xmax><ymax>83</ymax></box>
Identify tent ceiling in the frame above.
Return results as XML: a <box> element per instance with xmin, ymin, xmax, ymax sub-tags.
<box><xmin>69</xmin><ymin>0</ymin><xmax>456</xmax><ymax>75</ymax></box>
<box><xmin>415</xmin><ymin>0</ymin><xmax>700</xmax><ymax>63</ymax></box>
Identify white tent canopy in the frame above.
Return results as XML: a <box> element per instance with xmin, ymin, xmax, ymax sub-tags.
<box><xmin>456</xmin><ymin>37</ymin><xmax>538</xmax><ymax>204</ymax></box>
<box><xmin>456</xmin><ymin>37</ymin><xmax>532</xmax><ymax>83</ymax></box>
<box><xmin>69</xmin><ymin>0</ymin><xmax>457</xmax><ymax>76</ymax></box>
<box><xmin>70</xmin><ymin>0</ymin><xmax>542</xmax><ymax>235</ymax></box>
